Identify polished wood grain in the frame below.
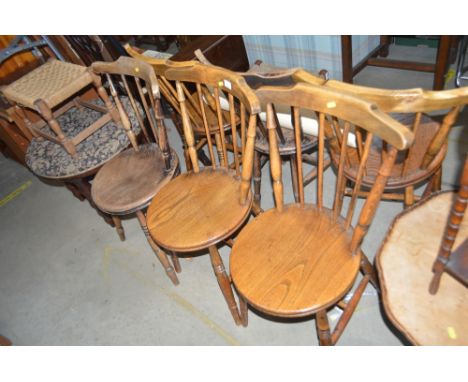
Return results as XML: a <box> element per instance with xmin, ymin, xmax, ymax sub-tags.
<box><xmin>377</xmin><ymin>191</ymin><xmax>468</xmax><ymax>345</ymax></box>
<box><xmin>147</xmin><ymin>168</ymin><xmax>252</xmax><ymax>252</ymax></box>
<box><xmin>230</xmin><ymin>204</ymin><xmax>359</xmax><ymax>317</ymax></box>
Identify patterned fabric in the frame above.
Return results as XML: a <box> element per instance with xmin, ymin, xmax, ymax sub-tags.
<box><xmin>26</xmin><ymin>97</ymin><xmax>141</xmax><ymax>180</ymax></box>
<box><xmin>242</xmin><ymin>35</ymin><xmax>379</xmax><ymax>80</ymax></box>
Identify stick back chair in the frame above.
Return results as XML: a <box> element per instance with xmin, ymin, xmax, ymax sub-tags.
<box><xmin>295</xmin><ymin>69</ymin><xmax>468</xmax><ymax>208</ymax></box>
<box><xmin>126</xmin><ymin>44</ymin><xmax>241</xmax><ymax>172</ymax></box>
<box><xmin>90</xmin><ymin>56</ymin><xmax>180</xmax><ymax>285</ymax></box>
<box><xmin>230</xmin><ymin>82</ymin><xmax>414</xmax><ymax>345</ymax></box>
<box><xmin>376</xmin><ymin>156</ymin><xmax>468</xmax><ymax>345</ymax></box>
<box><xmin>145</xmin><ymin>62</ymin><xmax>261</xmax><ymax>325</ymax></box>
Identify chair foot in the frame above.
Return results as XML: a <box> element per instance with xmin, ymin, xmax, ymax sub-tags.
<box><xmin>208</xmin><ymin>245</ymin><xmax>242</xmax><ymax>326</ymax></box>
<box><xmin>136</xmin><ymin>210</ymin><xmax>179</xmax><ymax>286</ymax></box>
<box><xmin>429</xmin><ymin>272</ymin><xmax>442</xmax><ymax>295</ymax></box>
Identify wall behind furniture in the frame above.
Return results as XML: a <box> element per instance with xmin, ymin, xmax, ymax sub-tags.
<box><xmin>242</xmin><ymin>35</ymin><xmax>379</xmax><ymax>80</ymax></box>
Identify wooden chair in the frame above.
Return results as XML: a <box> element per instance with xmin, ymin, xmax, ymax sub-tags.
<box><xmin>230</xmin><ymin>82</ymin><xmax>414</xmax><ymax>345</ymax></box>
<box><xmin>145</xmin><ymin>62</ymin><xmax>261</xmax><ymax>325</ymax></box>
<box><xmin>1</xmin><ymin>58</ymin><xmax>123</xmax><ymax>157</ymax></box>
<box><xmin>376</xmin><ymin>157</ymin><xmax>468</xmax><ymax>345</ymax></box>
<box><xmin>125</xmin><ymin>44</ymin><xmax>242</xmax><ymax>172</ymax></box>
<box><xmin>294</xmin><ymin>69</ymin><xmax>468</xmax><ymax>208</ymax></box>
<box><xmin>89</xmin><ymin>56</ymin><xmax>180</xmax><ymax>285</ymax></box>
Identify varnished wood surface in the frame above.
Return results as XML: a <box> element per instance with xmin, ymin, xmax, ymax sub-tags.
<box><xmin>230</xmin><ymin>204</ymin><xmax>361</xmax><ymax>317</ymax></box>
<box><xmin>340</xmin><ymin>114</ymin><xmax>445</xmax><ymax>190</ymax></box>
<box><xmin>376</xmin><ymin>191</ymin><xmax>468</xmax><ymax>345</ymax></box>
<box><xmin>147</xmin><ymin>168</ymin><xmax>252</xmax><ymax>252</ymax></box>
<box><xmin>91</xmin><ymin>144</ymin><xmax>179</xmax><ymax>214</ymax></box>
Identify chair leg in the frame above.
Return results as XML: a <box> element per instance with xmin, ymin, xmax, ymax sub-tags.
<box><xmin>404</xmin><ymin>186</ymin><xmax>415</xmax><ymax>209</ymax></box>
<box><xmin>112</xmin><ymin>215</ymin><xmax>126</xmax><ymax>241</ymax></box>
<box><xmin>208</xmin><ymin>245</ymin><xmax>242</xmax><ymax>326</ymax></box>
<box><xmin>290</xmin><ymin>154</ymin><xmax>300</xmax><ymax>203</ymax></box>
<box><xmin>315</xmin><ymin>309</ymin><xmax>333</xmax><ymax>346</ymax></box>
<box><xmin>135</xmin><ymin>210</ymin><xmax>179</xmax><ymax>286</ymax></box>
<box><xmin>171</xmin><ymin>251</ymin><xmax>182</xmax><ymax>273</ymax></box>
<box><xmin>360</xmin><ymin>253</ymin><xmax>380</xmax><ymax>292</ymax></box>
<box><xmin>253</xmin><ymin>150</ymin><xmax>262</xmax><ymax>206</ymax></box>
<box><xmin>239</xmin><ymin>295</ymin><xmax>249</xmax><ymax>327</ymax></box>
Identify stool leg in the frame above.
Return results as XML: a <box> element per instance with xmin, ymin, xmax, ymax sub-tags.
<box><xmin>35</xmin><ymin>99</ymin><xmax>76</xmax><ymax>156</ymax></box>
<box><xmin>90</xmin><ymin>72</ymin><xmax>120</xmax><ymax>123</ymax></box>
<box><xmin>135</xmin><ymin>210</ymin><xmax>179</xmax><ymax>286</ymax></box>
<box><xmin>112</xmin><ymin>216</ymin><xmax>126</xmax><ymax>241</ymax></box>
<box><xmin>208</xmin><ymin>245</ymin><xmax>242</xmax><ymax>326</ymax></box>
<box><xmin>239</xmin><ymin>295</ymin><xmax>248</xmax><ymax>327</ymax></box>
<box><xmin>171</xmin><ymin>251</ymin><xmax>182</xmax><ymax>273</ymax></box>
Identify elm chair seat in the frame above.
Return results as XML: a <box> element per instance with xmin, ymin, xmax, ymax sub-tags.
<box><xmin>91</xmin><ymin>144</ymin><xmax>179</xmax><ymax>215</ymax></box>
<box><xmin>230</xmin><ymin>204</ymin><xmax>361</xmax><ymax>317</ymax></box>
<box><xmin>147</xmin><ymin>168</ymin><xmax>252</xmax><ymax>252</ymax></box>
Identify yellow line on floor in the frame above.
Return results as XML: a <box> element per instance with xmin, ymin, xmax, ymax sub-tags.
<box><xmin>0</xmin><ymin>180</ymin><xmax>32</xmax><ymax>207</ymax></box>
<box><xmin>102</xmin><ymin>246</ymin><xmax>241</xmax><ymax>346</ymax></box>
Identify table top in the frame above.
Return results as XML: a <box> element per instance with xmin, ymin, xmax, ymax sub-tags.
<box><xmin>25</xmin><ymin>97</ymin><xmax>139</xmax><ymax>180</ymax></box>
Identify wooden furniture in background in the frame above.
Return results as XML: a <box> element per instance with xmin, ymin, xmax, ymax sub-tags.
<box><xmin>171</xmin><ymin>35</ymin><xmax>249</xmax><ymax>72</ymax></box>
<box><xmin>341</xmin><ymin>36</ymin><xmax>456</xmax><ymax>90</ymax></box>
<box><xmin>377</xmin><ymin>160</ymin><xmax>468</xmax><ymax>345</ymax></box>
<box><xmin>230</xmin><ymin>81</ymin><xmax>414</xmax><ymax>344</ymax></box>
<box><xmin>294</xmin><ymin>69</ymin><xmax>468</xmax><ymax>208</ymax></box>
<box><xmin>145</xmin><ymin>62</ymin><xmax>261</xmax><ymax>325</ymax></box>
<box><xmin>429</xmin><ymin>156</ymin><xmax>468</xmax><ymax>294</ymax></box>
<box><xmin>90</xmin><ymin>57</ymin><xmax>180</xmax><ymax>285</ymax></box>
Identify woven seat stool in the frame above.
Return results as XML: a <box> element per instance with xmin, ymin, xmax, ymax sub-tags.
<box><xmin>1</xmin><ymin>58</ymin><xmax>123</xmax><ymax>156</ymax></box>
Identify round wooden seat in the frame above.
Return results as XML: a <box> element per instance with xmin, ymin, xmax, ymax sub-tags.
<box><xmin>255</xmin><ymin>127</ymin><xmax>317</xmax><ymax>155</ymax></box>
<box><xmin>146</xmin><ymin>168</ymin><xmax>252</xmax><ymax>252</ymax></box>
<box><xmin>91</xmin><ymin>144</ymin><xmax>179</xmax><ymax>215</ymax></box>
<box><xmin>377</xmin><ymin>191</ymin><xmax>468</xmax><ymax>345</ymax></box>
<box><xmin>230</xmin><ymin>204</ymin><xmax>361</xmax><ymax>318</ymax></box>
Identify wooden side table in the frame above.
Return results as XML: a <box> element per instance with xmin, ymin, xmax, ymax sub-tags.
<box><xmin>341</xmin><ymin>35</ymin><xmax>457</xmax><ymax>90</ymax></box>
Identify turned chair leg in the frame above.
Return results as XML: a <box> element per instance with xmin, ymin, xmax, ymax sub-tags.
<box><xmin>34</xmin><ymin>99</ymin><xmax>76</xmax><ymax>156</ymax></box>
<box><xmin>239</xmin><ymin>295</ymin><xmax>249</xmax><ymax>327</ymax></box>
<box><xmin>135</xmin><ymin>210</ymin><xmax>179</xmax><ymax>286</ymax></box>
<box><xmin>208</xmin><ymin>245</ymin><xmax>242</xmax><ymax>326</ymax></box>
<box><xmin>404</xmin><ymin>186</ymin><xmax>415</xmax><ymax>209</ymax></box>
<box><xmin>170</xmin><ymin>251</ymin><xmax>182</xmax><ymax>273</ymax></box>
<box><xmin>315</xmin><ymin>309</ymin><xmax>333</xmax><ymax>346</ymax></box>
<box><xmin>112</xmin><ymin>216</ymin><xmax>126</xmax><ymax>241</ymax></box>
<box><xmin>253</xmin><ymin>150</ymin><xmax>262</xmax><ymax>206</ymax></box>
<box><xmin>360</xmin><ymin>253</ymin><xmax>380</xmax><ymax>292</ymax></box>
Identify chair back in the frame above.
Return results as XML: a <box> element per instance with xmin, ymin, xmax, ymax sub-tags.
<box><xmin>255</xmin><ymin>82</ymin><xmax>414</xmax><ymax>253</ymax></box>
<box><xmin>91</xmin><ymin>56</ymin><xmax>172</xmax><ymax>171</ymax></box>
<box><xmin>162</xmin><ymin>62</ymin><xmax>261</xmax><ymax>204</ymax></box>
<box><xmin>294</xmin><ymin>69</ymin><xmax>468</xmax><ymax>183</ymax></box>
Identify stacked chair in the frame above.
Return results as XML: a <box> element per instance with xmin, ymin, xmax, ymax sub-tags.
<box><xmin>13</xmin><ymin>42</ymin><xmax>468</xmax><ymax>344</ymax></box>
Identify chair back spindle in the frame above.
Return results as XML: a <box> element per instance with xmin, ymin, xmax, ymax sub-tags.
<box><xmin>256</xmin><ymin>83</ymin><xmax>414</xmax><ymax>254</ymax></box>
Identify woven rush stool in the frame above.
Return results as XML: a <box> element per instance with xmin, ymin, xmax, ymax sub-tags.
<box><xmin>1</xmin><ymin>58</ymin><xmax>122</xmax><ymax>157</ymax></box>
